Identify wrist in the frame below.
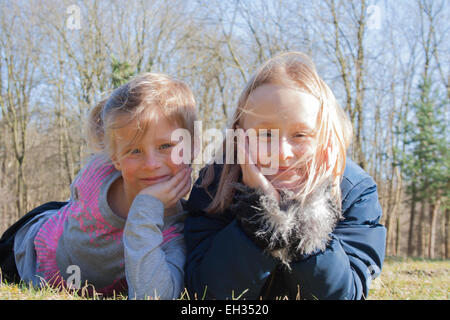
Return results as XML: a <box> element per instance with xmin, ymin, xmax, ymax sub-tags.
<box><xmin>127</xmin><ymin>194</ymin><xmax>165</xmax><ymax>221</ymax></box>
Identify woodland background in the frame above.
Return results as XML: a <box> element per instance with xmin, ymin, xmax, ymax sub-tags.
<box><xmin>0</xmin><ymin>0</ymin><xmax>449</xmax><ymax>260</ymax></box>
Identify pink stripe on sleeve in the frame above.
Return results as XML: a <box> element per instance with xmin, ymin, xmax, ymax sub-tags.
<box><xmin>162</xmin><ymin>226</ymin><xmax>181</xmax><ymax>244</ymax></box>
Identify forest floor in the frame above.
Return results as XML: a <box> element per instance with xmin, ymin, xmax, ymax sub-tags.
<box><xmin>367</xmin><ymin>256</ymin><xmax>449</xmax><ymax>300</ymax></box>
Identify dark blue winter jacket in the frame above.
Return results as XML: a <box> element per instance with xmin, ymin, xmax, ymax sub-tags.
<box><xmin>184</xmin><ymin>158</ymin><xmax>386</xmax><ymax>300</ymax></box>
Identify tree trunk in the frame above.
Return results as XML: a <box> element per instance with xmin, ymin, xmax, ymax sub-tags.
<box><xmin>407</xmin><ymin>182</ymin><xmax>417</xmax><ymax>256</ymax></box>
<box><xmin>393</xmin><ymin>168</ymin><xmax>403</xmax><ymax>256</ymax></box>
<box><xmin>440</xmin><ymin>206</ymin><xmax>446</xmax><ymax>259</ymax></box>
<box><xmin>417</xmin><ymin>201</ymin><xmax>425</xmax><ymax>257</ymax></box>
<box><xmin>13</xmin><ymin>153</ymin><xmax>27</xmax><ymax>219</ymax></box>
<box><xmin>445</xmin><ymin>208</ymin><xmax>449</xmax><ymax>259</ymax></box>
<box><xmin>384</xmin><ymin>189</ymin><xmax>393</xmax><ymax>256</ymax></box>
<box><xmin>396</xmin><ymin>215</ymin><xmax>401</xmax><ymax>256</ymax></box>
<box><xmin>428</xmin><ymin>199</ymin><xmax>440</xmax><ymax>259</ymax></box>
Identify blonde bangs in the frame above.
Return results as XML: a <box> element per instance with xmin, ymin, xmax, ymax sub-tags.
<box><xmin>133</xmin><ymin>73</ymin><xmax>197</xmax><ymax>134</ymax></box>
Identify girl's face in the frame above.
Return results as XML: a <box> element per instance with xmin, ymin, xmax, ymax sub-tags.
<box><xmin>240</xmin><ymin>83</ymin><xmax>321</xmax><ymax>190</ymax></box>
<box><xmin>112</xmin><ymin>109</ymin><xmax>188</xmax><ymax>202</ymax></box>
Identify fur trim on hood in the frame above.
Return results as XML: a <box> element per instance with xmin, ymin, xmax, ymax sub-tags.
<box><xmin>232</xmin><ymin>181</ymin><xmax>342</xmax><ymax>267</ymax></box>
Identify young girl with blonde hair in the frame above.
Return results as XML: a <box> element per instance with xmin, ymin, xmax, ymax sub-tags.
<box><xmin>1</xmin><ymin>73</ymin><xmax>197</xmax><ymax>299</ymax></box>
<box><xmin>184</xmin><ymin>52</ymin><xmax>386</xmax><ymax>300</ymax></box>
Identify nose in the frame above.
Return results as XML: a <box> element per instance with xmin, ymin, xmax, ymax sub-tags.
<box><xmin>279</xmin><ymin>138</ymin><xmax>294</xmax><ymax>162</ymax></box>
<box><xmin>143</xmin><ymin>150</ymin><xmax>162</xmax><ymax>170</ymax></box>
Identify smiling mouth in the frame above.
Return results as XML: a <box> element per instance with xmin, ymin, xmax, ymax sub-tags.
<box><xmin>141</xmin><ymin>175</ymin><xmax>171</xmax><ymax>184</ymax></box>
<box><xmin>272</xmin><ymin>166</ymin><xmax>298</xmax><ymax>176</ymax></box>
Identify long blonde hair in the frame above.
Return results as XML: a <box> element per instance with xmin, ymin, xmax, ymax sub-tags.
<box><xmin>201</xmin><ymin>52</ymin><xmax>353</xmax><ymax>214</ymax></box>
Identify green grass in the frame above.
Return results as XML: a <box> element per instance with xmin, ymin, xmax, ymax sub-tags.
<box><xmin>1</xmin><ymin>257</ymin><xmax>448</xmax><ymax>300</ymax></box>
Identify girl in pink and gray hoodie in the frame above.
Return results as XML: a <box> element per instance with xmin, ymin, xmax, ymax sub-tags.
<box><xmin>2</xmin><ymin>73</ymin><xmax>197</xmax><ymax>299</ymax></box>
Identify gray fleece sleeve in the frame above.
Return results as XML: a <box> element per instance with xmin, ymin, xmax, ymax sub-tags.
<box><xmin>124</xmin><ymin>194</ymin><xmax>186</xmax><ymax>300</ymax></box>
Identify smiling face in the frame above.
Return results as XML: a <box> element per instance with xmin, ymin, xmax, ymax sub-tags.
<box><xmin>112</xmin><ymin>108</ymin><xmax>188</xmax><ymax>203</ymax></box>
<box><xmin>240</xmin><ymin>83</ymin><xmax>321</xmax><ymax>190</ymax></box>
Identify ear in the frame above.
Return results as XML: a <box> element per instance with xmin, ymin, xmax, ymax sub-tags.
<box><xmin>324</xmin><ymin>139</ymin><xmax>337</xmax><ymax>172</ymax></box>
<box><xmin>111</xmin><ymin>156</ymin><xmax>121</xmax><ymax>172</ymax></box>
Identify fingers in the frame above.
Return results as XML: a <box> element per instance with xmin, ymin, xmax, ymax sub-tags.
<box><xmin>165</xmin><ymin>167</ymin><xmax>190</xmax><ymax>189</ymax></box>
<box><xmin>171</xmin><ymin>167</ymin><xmax>192</xmax><ymax>198</ymax></box>
<box><xmin>237</xmin><ymin>133</ymin><xmax>258</xmax><ymax>172</ymax></box>
<box><xmin>137</xmin><ymin>166</ymin><xmax>192</xmax><ymax>209</ymax></box>
<box><xmin>178</xmin><ymin>173</ymin><xmax>192</xmax><ymax>198</ymax></box>
<box><xmin>240</xmin><ymin>156</ymin><xmax>269</xmax><ymax>191</ymax></box>
<box><xmin>235</xmin><ymin>131</ymin><xmax>280</xmax><ymax>201</ymax></box>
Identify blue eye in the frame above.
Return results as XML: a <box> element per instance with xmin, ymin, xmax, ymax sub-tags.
<box><xmin>159</xmin><ymin>143</ymin><xmax>173</xmax><ymax>150</ymax></box>
<box><xmin>130</xmin><ymin>149</ymin><xmax>141</xmax><ymax>155</ymax></box>
<box><xmin>258</xmin><ymin>130</ymin><xmax>272</xmax><ymax>138</ymax></box>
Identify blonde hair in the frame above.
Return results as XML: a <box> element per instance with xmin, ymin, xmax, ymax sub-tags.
<box><xmin>87</xmin><ymin>72</ymin><xmax>197</xmax><ymax>160</ymax></box>
<box><xmin>202</xmin><ymin>52</ymin><xmax>353</xmax><ymax>213</ymax></box>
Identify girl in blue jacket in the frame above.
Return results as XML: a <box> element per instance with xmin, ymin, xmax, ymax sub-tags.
<box><xmin>184</xmin><ymin>52</ymin><xmax>386</xmax><ymax>300</ymax></box>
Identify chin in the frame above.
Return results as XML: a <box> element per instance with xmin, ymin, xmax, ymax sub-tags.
<box><xmin>140</xmin><ymin>175</ymin><xmax>171</xmax><ymax>187</ymax></box>
<box><xmin>270</xmin><ymin>173</ymin><xmax>308</xmax><ymax>191</ymax></box>
<box><xmin>272</xmin><ymin>181</ymin><xmax>299</xmax><ymax>191</ymax></box>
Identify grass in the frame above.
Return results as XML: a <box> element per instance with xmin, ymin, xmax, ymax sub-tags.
<box><xmin>1</xmin><ymin>257</ymin><xmax>448</xmax><ymax>300</ymax></box>
<box><xmin>367</xmin><ymin>256</ymin><xmax>449</xmax><ymax>300</ymax></box>
<box><xmin>0</xmin><ymin>279</ymin><xmax>128</xmax><ymax>300</ymax></box>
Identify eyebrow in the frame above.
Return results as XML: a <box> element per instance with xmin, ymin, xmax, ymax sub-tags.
<box><xmin>291</xmin><ymin>122</ymin><xmax>315</xmax><ymax>131</ymax></box>
<box><xmin>253</xmin><ymin>122</ymin><xmax>314</xmax><ymax>131</ymax></box>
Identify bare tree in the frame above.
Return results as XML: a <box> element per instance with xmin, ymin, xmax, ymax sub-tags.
<box><xmin>315</xmin><ymin>0</ymin><xmax>370</xmax><ymax>170</ymax></box>
<box><xmin>0</xmin><ymin>3</ymin><xmax>42</xmax><ymax>218</ymax></box>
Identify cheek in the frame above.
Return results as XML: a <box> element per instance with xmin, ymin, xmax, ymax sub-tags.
<box><xmin>248</xmin><ymin>138</ymin><xmax>272</xmax><ymax>166</ymax></box>
<box><xmin>119</xmin><ymin>160</ymin><xmax>140</xmax><ymax>182</ymax></box>
<box><xmin>294</xmin><ymin>143</ymin><xmax>311</xmax><ymax>155</ymax></box>
<box><xmin>256</xmin><ymin>141</ymin><xmax>316</xmax><ymax>167</ymax></box>
<box><xmin>292</xmin><ymin>141</ymin><xmax>318</xmax><ymax>166</ymax></box>
<box><xmin>253</xmin><ymin>141</ymin><xmax>285</xmax><ymax>171</ymax></box>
